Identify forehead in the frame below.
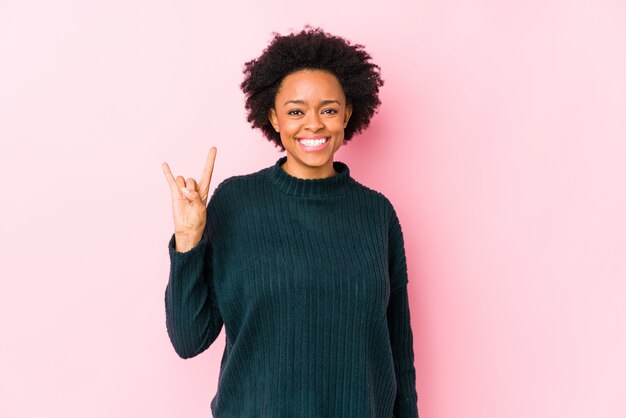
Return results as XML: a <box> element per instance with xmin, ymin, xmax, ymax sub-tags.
<box><xmin>275</xmin><ymin>69</ymin><xmax>345</xmax><ymax>101</ymax></box>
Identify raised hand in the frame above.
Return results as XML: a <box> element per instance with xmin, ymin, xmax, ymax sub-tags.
<box><xmin>162</xmin><ymin>147</ymin><xmax>217</xmax><ymax>252</ymax></box>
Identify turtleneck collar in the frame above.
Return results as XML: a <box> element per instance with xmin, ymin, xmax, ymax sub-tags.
<box><xmin>267</xmin><ymin>156</ymin><xmax>354</xmax><ymax>198</ymax></box>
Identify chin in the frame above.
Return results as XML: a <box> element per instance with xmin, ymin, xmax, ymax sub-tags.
<box><xmin>299</xmin><ymin>155</ymin><xmax>330</xmax><ymax>165</ymax></box>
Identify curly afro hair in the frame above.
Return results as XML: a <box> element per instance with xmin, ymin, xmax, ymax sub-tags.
<box><xmin>240</xmin><ymin>25</ymin><xmax>384</xmax><ymax>151</ymax></box>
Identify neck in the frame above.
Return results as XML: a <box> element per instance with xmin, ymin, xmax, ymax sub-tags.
<box><xmin>281</xmin><ymin>156</ymin><xmax>336</xmax><ymax>179</ymax></box>
<box><xmin>268</xmin><ymin>155</ymin><xmax>353</xmax><ymax>199</ymax></box>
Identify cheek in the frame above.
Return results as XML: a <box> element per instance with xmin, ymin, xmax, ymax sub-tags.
<box><xmin>280</xmin><ymin>119</ymin><xmax>300</xmax><ymax>135</ymax></box>
<box><xmin>331</xmin><ymin>118</ymin><xmax>347</xmax><ymax>133</ymax></box>
<box><xmin>276</xmin><ymin>124</ymin><xmax>293</xmax><ymax>145</ymax></box>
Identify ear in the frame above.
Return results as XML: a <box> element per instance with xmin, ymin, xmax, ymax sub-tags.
<box><xmin>343</xmin><ymin>103</ymin><xmax>353</xmax><ymax>128</ymax></box>
<box><xmin>268</xmin><ymin>108</ymin><xmax>280</xmax><ymax>132</ymax></box>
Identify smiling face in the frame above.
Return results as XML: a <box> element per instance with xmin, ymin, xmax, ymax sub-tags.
<box><xmin>268</xmin><ymin>69</ymin><xmax>353</xmax><ymax>179</ymax></box>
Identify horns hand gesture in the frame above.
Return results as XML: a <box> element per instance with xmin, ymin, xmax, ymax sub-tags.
<box><xmin>162</xmin><ymin>147</ymin><xmax>217</xmax><ymax>252</ymax></box>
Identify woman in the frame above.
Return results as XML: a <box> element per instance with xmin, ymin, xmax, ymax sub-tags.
<box><xmin>162</xmin><ymin>26</ymin><xmax>419</xmax><ymax>418</ymax></box>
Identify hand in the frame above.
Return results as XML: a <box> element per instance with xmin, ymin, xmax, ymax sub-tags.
<box><xmin>162</xmin><ymin>147</ymin><xmax>217</xmax><ymax>251</ymax></box>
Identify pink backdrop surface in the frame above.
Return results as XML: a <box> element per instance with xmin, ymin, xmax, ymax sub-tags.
<box><xmin>1</xmin><ymin>1</ymin><xmax>625</xmax><ymax>417</ymax></box>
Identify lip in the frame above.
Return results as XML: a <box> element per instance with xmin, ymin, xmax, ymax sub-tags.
<box><xmin>295</xmin><ymin>136</ymin><xmax>331</xmax><ymax>152</ymax></box>
<box><xmin>296</xmin><ymin>135</ymin><xmax>329</xmax><ymax>140</ymax></box>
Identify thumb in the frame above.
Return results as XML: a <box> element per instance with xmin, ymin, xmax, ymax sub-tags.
<box><xmin>181</xmin><ymin>187</ymin><xmax>204</xmax><ymax>210</ymax></box>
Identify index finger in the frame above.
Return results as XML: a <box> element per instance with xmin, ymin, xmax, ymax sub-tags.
<box><xmin>198</xmin><ymin>147</ymin><xmax>217</xmax><ymax>193</ymax></box>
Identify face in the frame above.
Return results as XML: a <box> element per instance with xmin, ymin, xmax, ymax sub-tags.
<box><xmin>268</xmin><ymin>69</ymin><xmax>353</xmax><ymax>179</ymax></box>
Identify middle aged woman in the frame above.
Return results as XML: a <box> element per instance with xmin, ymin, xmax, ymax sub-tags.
<box><xmin>162</xmin><ymin>25</ymin><xmax>420</xmax><ymax>418</ymax></box>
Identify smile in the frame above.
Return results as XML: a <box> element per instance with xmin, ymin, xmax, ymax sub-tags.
<box><xmin>296</xmin><ymin>136</ymin><xmax>330</xmax><ymax>152</ymax></box>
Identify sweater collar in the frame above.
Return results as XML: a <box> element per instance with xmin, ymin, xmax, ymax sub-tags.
<box><xmin>268</xmin><ymin>156</ymin><xmax>354</xmax><ymax>198</ymax></box>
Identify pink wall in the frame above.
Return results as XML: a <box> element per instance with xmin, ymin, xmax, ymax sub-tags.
<box><xmin>1</xmin><ymin>1</ymin><xmax>625</xmax><ymax>417</ymax></box>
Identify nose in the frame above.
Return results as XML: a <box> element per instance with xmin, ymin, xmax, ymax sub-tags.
<box><xmin>304</xmin><ymin>111</ymin><xmax>324</xmax><ymax>131</ymax></box>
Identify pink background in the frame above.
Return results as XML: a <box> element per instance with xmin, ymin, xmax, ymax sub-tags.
<box><xmin>1</xmin><ymin>1</ymin><xmax>625</xmax><ymax>417</ymax></box>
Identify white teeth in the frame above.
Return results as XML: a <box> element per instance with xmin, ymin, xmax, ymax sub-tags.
<box><xmin>299</xmin><ymin>138</ymin><xmax>328</xmax><ymax>146</ymax></box>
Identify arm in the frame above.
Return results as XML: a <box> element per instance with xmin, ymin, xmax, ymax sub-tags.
<box><xmin>387</xmin><ymin>206</ymin><xmax>419</xmax><ymax>418</ymax></box>
<box><xmin>164</xmin><ymin>196</ymin><xmax>224</xmax><ymax>359</ymax></box>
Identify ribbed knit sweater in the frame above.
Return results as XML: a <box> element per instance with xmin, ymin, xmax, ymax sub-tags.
<box><xmin>165</xmin><ymin>155</ymin><xmax>419</xmax><ymax>418</ymax></box>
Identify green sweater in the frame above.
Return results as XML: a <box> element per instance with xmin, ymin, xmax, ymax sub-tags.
<box><xmin>165</xmin><ymin>156</ymin><xmax>419</xmax><ymax>418</ymax></box>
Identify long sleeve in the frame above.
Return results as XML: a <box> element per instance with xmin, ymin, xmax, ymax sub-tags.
<box><xmin>163</xmin><ymin>157</ymin><xmax>421</xmax><ymax>416</ymax></box>
<box><xmin>164</xmin><ymin>193</ymin><xmax>224</xmax><ymax>359</ymax></box>
<box><xmin>387</xmin><ymin>206</ymin><xmax>419</xmax><ymax>418</ymax></box>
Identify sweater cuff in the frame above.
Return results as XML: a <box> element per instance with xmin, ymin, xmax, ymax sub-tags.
<box><xmin>168</xmin><ymin>233</ymin><xmax>207</xmax><ymax>260</ymax></box>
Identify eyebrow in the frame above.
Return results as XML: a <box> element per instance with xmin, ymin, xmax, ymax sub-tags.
<box><xmin>283</xmin><ymin>99</ymin><xmax>342</xmax><ymax>106</ymax></box>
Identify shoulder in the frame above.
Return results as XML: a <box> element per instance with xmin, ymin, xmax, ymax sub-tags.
<box><xmin>209</xmin><ymin>165</ymin><xmax>271</xmax><ymax>200</ymax></box>
<box><xmin>349</xmin><ymin>178</ymin><xmax>399</xmax><ymax>218</ymax></box>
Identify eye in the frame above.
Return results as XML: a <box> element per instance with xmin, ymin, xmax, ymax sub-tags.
<box><xmin>288</xmin><ymin>109</ymin><xmax>304</xmax><ymax>116</ymax></box>
<box><xmin>322</xmin><ymin>108</ymin><xmax>338</xmax><ymax>114</ymax></box>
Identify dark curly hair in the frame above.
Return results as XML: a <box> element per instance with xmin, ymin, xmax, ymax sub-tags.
<box><xmin>240</xmin><ymin>25</ymin><xmax>384</xmax><ymax>151</ymax></box>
